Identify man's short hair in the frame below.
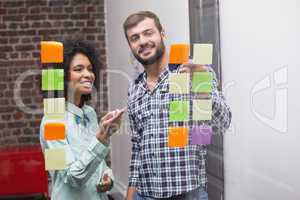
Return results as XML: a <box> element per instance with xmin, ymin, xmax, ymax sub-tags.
<box><xmin>123</xmin><ymin>11</ymin><xmax>163</xmax><ymax>41</ymax></box>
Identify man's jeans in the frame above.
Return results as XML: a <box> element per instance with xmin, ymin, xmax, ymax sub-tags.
<box><xmin>133</xmin><ymin>187</ymin><xmax>208</xmax><ymax>200</ymax></box>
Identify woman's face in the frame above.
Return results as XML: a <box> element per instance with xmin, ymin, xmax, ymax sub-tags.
<box><xmin>68</xmin><ymin>53</ymin><xmax>95</xmax><ymax>96</ymax></box>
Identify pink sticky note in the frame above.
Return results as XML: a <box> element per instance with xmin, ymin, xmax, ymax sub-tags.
<box><xmin>191</xmin><ymin>125</ymin><xmax>212</xmax><ymax>145</ymax></box>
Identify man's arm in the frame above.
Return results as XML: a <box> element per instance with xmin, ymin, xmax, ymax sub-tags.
<box><xmin>210</xmin><ymin>67</ymin><xmax>232</xmax><ymax>133</ymax></box>
<box><xmin>126</xmin><ymin>103</ymin><xmax>141</xmax><ymax>200</ymax></box>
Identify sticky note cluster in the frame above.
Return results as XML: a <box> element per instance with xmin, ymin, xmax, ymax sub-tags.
<box><xmin>41</xmin><ymin>41</ymin><xmax>66</xmax><ymax>170</ymax></box>
<box><xmin>168</xmin><ymin>43</ymin><xmax>214</xmax><ymax>147</ymax></box>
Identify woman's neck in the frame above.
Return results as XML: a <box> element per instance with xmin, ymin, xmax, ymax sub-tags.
<box><xmin>70</xmin><ymin>93</ymin><xmax>83</xmax><ymax>108</ymax></box>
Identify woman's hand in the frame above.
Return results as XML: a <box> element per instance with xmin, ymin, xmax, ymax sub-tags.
<box><xmin>96</xmin><ymin>108</ymin><xmax>126</xmax><ymax>145</ymax></box>
<box><xmin>96</xmin><ymin>174</ymin><xmax>113</xmax><ymax>193</ymax></box>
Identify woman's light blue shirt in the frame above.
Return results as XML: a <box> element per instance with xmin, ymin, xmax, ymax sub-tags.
<box><xmin>40</xmin><ymin>102</ymin><xmax>113</xmax><ymax>200</ymax></box>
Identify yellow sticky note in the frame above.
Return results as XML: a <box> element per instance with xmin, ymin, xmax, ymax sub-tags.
<box><xmin>169</xmin><ymin>73</ymin><xmax>190</xmax><ymax>94</ymax></box>
<box><xmin>193</xmin><ymin>99</ymin><xmax>212</xmax><ymax>120</ymax></box>
<box><xmin>44</xmin><ymin>148</ymin><xmax>66</xmax><ymax>170</ymax></box>
<box><xmin>193</xmin><ymin>44</ymin><xmax>213</xmax><ymax>65</ymax></box>
<box><xmin>44</xmin><ymin>98</ymin><xmax>65</xmax><ymax>119</ymax></box>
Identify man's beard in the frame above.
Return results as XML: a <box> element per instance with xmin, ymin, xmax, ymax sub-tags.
<box><xmin>133</xmin><ymin>41</ymin><xmax>165</xmax><ymax>66</ymax></box>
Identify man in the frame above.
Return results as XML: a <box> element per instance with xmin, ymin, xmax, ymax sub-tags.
<box><xmin>123</xmin><ymin>11</ymin><xmax>231</xmax><ymax>200</ymax></box>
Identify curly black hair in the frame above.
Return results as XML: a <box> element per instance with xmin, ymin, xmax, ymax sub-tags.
<box><xmin>62</xmin><ymin>38</ymin><xmax>100</xmax><ymax>105</ymax></box>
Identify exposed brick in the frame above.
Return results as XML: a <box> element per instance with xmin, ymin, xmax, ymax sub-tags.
<box><xmin>18</xmin><ymin>30</ymin><xmax>36</xmax><ymax>36</ymax></box>
<box><xmin>25</xmin><ymin>0</ymin><xmax>47</xmax><ymax>7</ymax></box>
<box><xmin>49</xmin><ymin>0</ymin><xmax>69</xmax><ymax>7</ymax></box>
<box><xmin>8</xmin><ymin>9</ymin><xmax>18</xmax><ymax>15</ymax></box>
<box><xmin>0</xmin><ymin>84</ymin><xmax>7</xmax><ymax>90</ymax></box>
<box><xmin>18</xmin><ymin>8</ymin><xmax>28</xmax><ymax>14</ymax></box>
<box><xmin>52</xmin><ymin>7</ymin><xmax>63</xmax><ymax>13</ymax></box>
<box><xmin>75</xmin><ymin>6</ymin><xmax>86</xmax><ymax>12</ymax></box>
<box><xmin>0</xmin><ymin>53</ymin><xmax>7</xmax><ymax>60</ymax></box>
<box><xmin>0</xmin><ymin>46</ymin><xmax>13</xmax><ymax>52</ymax></box>
<box><xmin>15</xmin><ymin>45</ymin><xmax>35</xmax><ymax>51</ymax></box>
<box><xmin>23</xmin><ymin>128</ymin><xmax>33</xmax><ymax>135</ymax></box>
<box><xmin>63</xmin><ymin>21</ymin><xmax>73</xmax><ymax>27</ymax></box>
<box><xmin>21</xmin><ymin>38</ymin><xmax>32</xmax><ymax>43</ymax></box>
<box><xmin>71</xmin><ymin>13</ymin><xmax>90</xmax><ymax>20</ymax></box>
<box><xmin>9</xmin><ymin>38</ymin><xmax>19</xmax><ymax>44</ymax></box>
<box><xmin>3</xmin><ymin>1</ymin><xmax>24</xmax><ymax>8</ymax></box>
<box><xmin>0</xmin><ymin>0</ymin><xmax>107</xmax><ymax>148</ymax></box>
<box><xmin>30</xmin><ymin>7</ymin><xmax>40</xmax><ymax>14</ymax></box>
<box><xmin>25</xmin><ymin>15</ymin><xmax>47</xmax><ymax>21</ymax></box>
<box><xmin>38</xmin><ymin>29</ymin><xmax>59</xmax><ymax>35</ymax></box>
<box><xmin>0</xmin><ymin>24</ymin><xmax>7</xmax><ymax>29</ymax></box>
<box><xmin>48</xmin><ymin>14</ymin><xmax>69</xmax><ymax>20</ymax></box>
<box><xmin>64</xmin><ymin>7</ymin><xmax>74</xmax><ymax>13</ymax></box>
<box><xmin>0</xmin><ymin>9</ymin><xmax>7</xmax><ymax>15</ymax></box>
<box><xmin>3</xmin><ymin>15</ymin><xmax>24</xmax><ymax>22</ymax></box>
<box><xmin>87</xmin><ymin>20</ymin><xmax>95</xmax><ymax>27</ymax></box>
<box><xmin>13</xmin><ymin>112</ymin><xmax>23</xmax><ymax>120</ymax></box>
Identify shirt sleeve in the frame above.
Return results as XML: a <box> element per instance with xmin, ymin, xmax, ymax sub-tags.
<box><xmin>39</xmin><ymin>117</ymin><xmax>110</xmax><ymax>189</ymax></box>
<box><xmin>209</xmin><ymin>67</ymin><xmax>232</xmax><ymax>133</ymax></box>
<box><xmin>127</xmin><ymin>101</ymin><xmax>141</xmax><ymax>188</ymax></box>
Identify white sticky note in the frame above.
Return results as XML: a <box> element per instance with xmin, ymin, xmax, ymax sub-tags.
<box><xmin>44</xmin><ymin>98</ymin><xmax>65</xmax><ymax>119</ymax></box>
<box><xmin>193</xmin><ymin>44</ymin><xmax>213</xmax><ymax>65</ymax></box>
<box><xmin>45</xmin><ymin>148</ymin><xmax>66</xmax><ymax>170</ymax></box>
<box><xmin>169</xmin><ymin>73</ymin><xmax>190</xmax><ymax>94</ymax></box>
<box><xmin>193</xmin><ymin>99</ymin><xmax>212</xmax><ymax>120</ymax></box>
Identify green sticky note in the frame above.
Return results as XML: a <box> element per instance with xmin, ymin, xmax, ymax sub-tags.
<box><xmin>193</xmin><ymin>99</ymin><xmax>212</xmax><ymax>121</ymax></box>
<box><xmin>44</xmin><ymin>98</ymin><xmax>65</xmax><ymax>119</ymax></box>
<box><xmin>44</xmin><ymin>148</ymin><xmax>66</xmax><ymax>170</ymax></box>
<box><xmin>42</xmin><ymin>69</ymin><xmax>64</xmax><ymax>91</ymax></box>
<box><xmin>193</xmin><ymin>43</ymin><xmax>213</xmax><ymax>64</ymax></box>
<box><xmin>192</xmin><ymin>72</ymin><xmax>213</xmax><ymax>93</ymax></box>
<box><xmin>169</xmin><ymin>100</ymin><xmax>189</xmax><ymax>122</ymax></box>
<box><xmin>169</xmin><ymin>73</ymin><xmax>190</xmax><ymax>94</ymax></box>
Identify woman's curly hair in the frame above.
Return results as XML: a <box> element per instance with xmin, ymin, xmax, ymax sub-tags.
<box><xmin>62</xmin><ymin>38</ymin><xmax>101</xmax><ymax>105</ymax></box>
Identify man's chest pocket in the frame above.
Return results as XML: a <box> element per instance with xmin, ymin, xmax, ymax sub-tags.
<box><xmin>131</xmin><ymin>98</ymin><xmax>152</xmax><ymax>130</ymax></box>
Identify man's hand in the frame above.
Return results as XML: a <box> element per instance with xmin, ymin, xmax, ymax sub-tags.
<box><xmin>178</xmin><ymin>63</ymin><xmax>208</xmax><ymax>73</ymax></box>
<box><xmin>126</xmin><ymin>186</ymin><xmax>136</xmax><ymax>200</ymax></box>
<box><xmin>96</xmin><ymin>108</ymin><xmax>126</xmax><ymax>145</ymax></box>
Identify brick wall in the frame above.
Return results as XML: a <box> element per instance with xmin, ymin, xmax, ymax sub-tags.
<box><xmin>0</xmin><ymin>0</ymin><xmax>108</xmax><ymax>148</ymax></box>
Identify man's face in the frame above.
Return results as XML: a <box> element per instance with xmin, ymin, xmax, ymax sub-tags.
<box><xmin>126</xmin><ymin>18</ymin><xmax>165</xmax><ymax>66</ymax></box>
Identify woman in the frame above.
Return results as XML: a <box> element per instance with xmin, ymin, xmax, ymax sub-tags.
<box><xmin>40</xmin><ymin>38</ymin><xmax>124</xmax><ymax>200</ymax></box>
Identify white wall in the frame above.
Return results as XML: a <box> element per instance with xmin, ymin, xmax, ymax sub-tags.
<box><xmin>220</xmin><ymin>0</ymin><xmax>300</xmax><ymax>199</ymax></box>
<box><xmin>105</xmin><ymin>0</ymin><xmax>190</xmax><ymax>195</ymax></box>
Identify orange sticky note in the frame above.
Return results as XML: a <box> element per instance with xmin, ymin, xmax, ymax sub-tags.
<box><xmin>169</xmin><ymin>44</ymin><xmax>190</xmax><ymax>64</ymax></box>
<box><xmin>168</xmin><ymin>127</ymin><xmax>188</xmax><ymax>148</ymax></box>
<box><xmin>44</xmin><ymin>122</ymin><xmax>65</xmax><ymax>140</ymax></box>
<box><xmin>41</xmin><ymin>41</ymin><xmax>63</xmax><ymax>63</ymax></box>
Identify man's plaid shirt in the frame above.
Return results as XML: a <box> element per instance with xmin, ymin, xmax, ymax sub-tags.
<box><xmin>127</xmin><ymin>64</ymin><xmax>231</xmax><ymax>198</ymax></box>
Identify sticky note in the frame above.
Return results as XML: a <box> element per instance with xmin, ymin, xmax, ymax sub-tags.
<box><xmin>169</xmin><ymin>100</ymin><xmax>189</xmax><ymax>122</ymax></box>
<box><xmin>193</xmin><ymin>43</ymin><xmax>213</xmax><ymax>65</ymax></box>
<box><xmin>42</xmin><ymin>69</ymin><xmax>64</xmax><ymax>91</ymax></box>
<box><xmin>169</xmin><ymin>44</ymin><xmax>190</xmax><ymax>64</ymax></box>
<box><xmin>44</xmin><ymin>98</ymin><xmax>65</xmax><ymax>119</ymax></box>
<box><xmin>191</xmin><ymin>125</ymin><xmax>212</xmax><ymax>145</ymax></box>
<box><xmin>168</xmin><ymin>127</ymin><xmax>188</xmax><ymax>148</ymax></box>
<box><xmin>169</xmin><ymin>73</ymin><xmax>190</xmax><ymax>94</ymax></box>
<box><xmin>44</xmin><ymin>148</ymin><xmax>66</xmax><ymax>170</ymax></box>
<box><xmin>191</xmin><ymin>72</ymin><xmax>213</xmax><ymax>93</ymax></box>
<box><xmin>193</xmin><ymin>99</ymin><xmax>212</xmax><ymax>120</ymax></box>
<box><xmin>44</xmin><ymin>122</ymin><xmax>65</xmax><ymax>140</ymax></box>
<box><xmin>41</xmin><ymin>41</ymin><xmax>63</xmax><ymax>63</ymax></box>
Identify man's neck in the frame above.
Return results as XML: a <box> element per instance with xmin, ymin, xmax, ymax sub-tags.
<box><xmin>143</xmin><ymin>52</ymin><xmax>168</xmax><ymax>91</ymax></box>
<box><xmin>144</xmin><ymin>52</ymin><xmax>168</xmax><ymax>82</ymax></box>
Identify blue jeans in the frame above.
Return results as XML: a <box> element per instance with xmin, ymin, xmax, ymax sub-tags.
<box><xmin>133</xmin><ymin>187</ymin><xmax>208</xmax><ymax>200</ymax></box>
